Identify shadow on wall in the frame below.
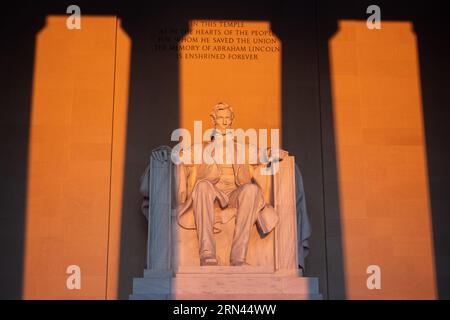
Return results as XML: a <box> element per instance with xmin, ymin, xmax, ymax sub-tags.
<box><xmin>0</xmin><ymin>2</ymin><xmax>43</xmax><ymax>299</ymax></box>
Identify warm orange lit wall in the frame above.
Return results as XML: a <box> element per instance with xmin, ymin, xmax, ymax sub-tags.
<box><xmin>329</xmin><ymin>21</ymin><xmax>436</xmax><ymax>299</ymax></box>
<box><xmin>23</xmin><ymin>16</ymin><xmax>123</xmax><ymax>299</ymax></box>
<box><xmin>180</xmin><ymin>21</ymin><xmax>281</xmax><ymax>139</ymax></box>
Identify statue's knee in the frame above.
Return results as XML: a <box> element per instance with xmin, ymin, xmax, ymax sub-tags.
<box><xmin>194</xmin><ymin>180</ymin><xmax>213</xmax><ymax>194</ymax></box>
<box><xmin>241</xmin><ymin>183</ymin><xmax>260</xmax><ymax>195</ymax></box>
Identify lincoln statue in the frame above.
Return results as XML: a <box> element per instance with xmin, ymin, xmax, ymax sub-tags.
<box><xmin>150</xmin><ymin>102</ymin><xmax>281</xmax><ymax>266</ymax></box>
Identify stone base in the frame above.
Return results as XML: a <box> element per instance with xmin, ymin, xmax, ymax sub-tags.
<box><xmin>129</xmin><ymin>267</ymin><xmax>322</xmax><ymax>300</ymax></box>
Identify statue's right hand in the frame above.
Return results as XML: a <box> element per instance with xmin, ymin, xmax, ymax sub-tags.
<box><xmin>151</xmin><ymin>146</ymin><xmax>170</xmax><ymax>162</ymax></box>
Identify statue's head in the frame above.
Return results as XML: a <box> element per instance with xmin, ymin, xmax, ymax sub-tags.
<box><xmin>210</xmin><ymin>102</ymin><xmax>234</xmax><ymax>134</ymax></box>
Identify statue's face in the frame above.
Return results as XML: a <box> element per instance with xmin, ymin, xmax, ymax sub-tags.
<box><xmin>213</xmin><ymin>109</ymin><xmax>233</xmax><ymax>133</ymax></box>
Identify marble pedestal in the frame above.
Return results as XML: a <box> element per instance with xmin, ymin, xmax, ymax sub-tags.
<box><xmin>129</xmin><ymin>266</ymin><xmax>322</xmax><ymax>300</ymax></box>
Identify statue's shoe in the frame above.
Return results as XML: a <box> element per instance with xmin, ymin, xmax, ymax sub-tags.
<box><xmin>230</xmin><ymin>260</ymin><xmax>250</xmax><ymax>266</ymax></box>
<box><xmin>200</xmin><ymin>256</ymin><xmax>218</xmax><ymax>266</ymax></box>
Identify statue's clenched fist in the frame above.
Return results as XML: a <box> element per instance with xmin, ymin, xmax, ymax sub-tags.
<box><xmin>151</xmin><ymin>146</ymin><xmax>171</xmax><ymax>162</ymax></box>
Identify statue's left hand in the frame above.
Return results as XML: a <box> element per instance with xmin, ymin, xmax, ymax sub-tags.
<box><xmin>265</xmin><ymin>147</ymin><xmax>288</xmax><ymax>164</ymax></box>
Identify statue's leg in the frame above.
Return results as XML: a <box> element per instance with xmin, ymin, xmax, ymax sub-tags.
<box><xmin>229</xmin><ymin>183</ymin><xmax>265</xmax><ymax>265</ymax></box>
<box><xmin>191</xmin><ymin>180</ymin><xmax>219</xmax><ymax>265</ymax></box>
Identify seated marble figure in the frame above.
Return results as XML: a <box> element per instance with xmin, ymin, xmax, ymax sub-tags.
<box><xmin>140</xmin><ymin>102</ymin><xmax>311</xmax><ymax>270</ymax></box>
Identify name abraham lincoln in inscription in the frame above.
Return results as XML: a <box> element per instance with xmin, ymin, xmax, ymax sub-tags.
<box><xmin>156</xmin><ymin>21</ymin><xmax>280</xmax><ymax>60</ymax></box>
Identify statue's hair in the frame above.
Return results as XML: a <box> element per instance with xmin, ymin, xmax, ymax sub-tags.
<box><xmin>210</xmin><ymin>102</ymin><xmax>235</xmax><ymax>121</ymax></box>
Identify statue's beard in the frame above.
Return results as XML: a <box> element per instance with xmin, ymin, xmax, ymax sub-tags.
<box><xmin>215</xmin><ymin>128</ymin><xmax>230</xmax><ymax>135</ymax></box>
<box><xmin>212</xmin><ymin>128</ymin><xmax>234</xmax><ymax>142</ymax></box>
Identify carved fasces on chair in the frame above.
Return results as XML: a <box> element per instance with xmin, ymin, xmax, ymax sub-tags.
<box><xmin>146</xmin><ymin>146</ymin><xmax>172</xmax><ymax>270</ymax></box>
